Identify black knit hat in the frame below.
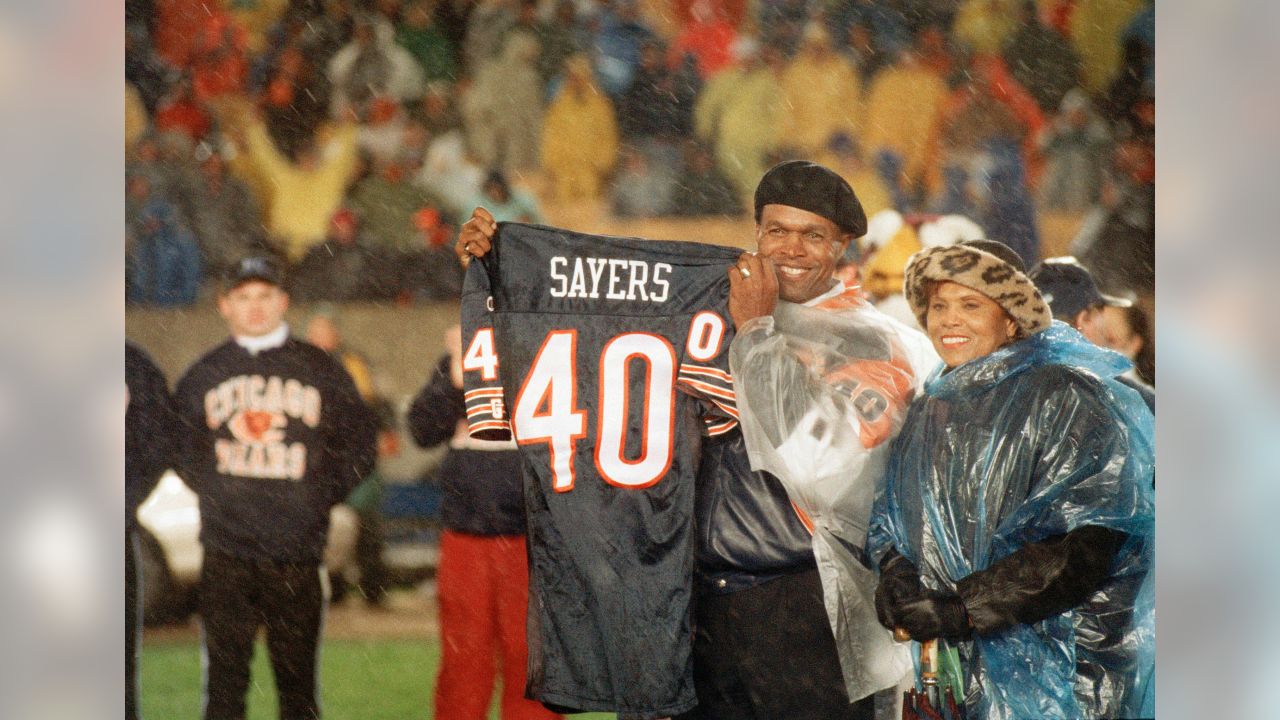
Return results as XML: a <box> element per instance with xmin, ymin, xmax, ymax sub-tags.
<box><xmin>754</xmin><ymin>160</ymin><xmax>867</xmax><ymax>237</ymax></box>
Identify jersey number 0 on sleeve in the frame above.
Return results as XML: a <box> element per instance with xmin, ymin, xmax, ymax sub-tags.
<box><xmin>508</xmin><ymin>314</ymin><xmax>725</xmax><ymax>492</ymax></box>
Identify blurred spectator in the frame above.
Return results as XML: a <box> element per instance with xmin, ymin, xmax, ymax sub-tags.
<box><xmin>188</xmin><ymin>8</ymin><xmax>250</xmax><ymax>101</ymax></box>
<box><xmin>327</xmin><ymin>13</ymin><xmax>425</xmax><ymax>119</ymax></box>
<box><xmin>1002</xmin><ymin>0</ymin><xmax>1082</xmax><ymax>113</ymax></box>
<box><xmin>461</xmin><ymin>32</ymin><xmax>544</xmax><ymax>173</ymax></box>
<box><xmin>187</xmin><ymin>141</ymin><xmax>268</xmax><ymax>280</ymax></box>
<box><xmin>1072</xmin><ymin>128</ymin><xmax>1154</xmax><ymax>298</ymax></box>
<box><xmin>861</xmin><ymin>43</ymin><xmax>950</xmax><ymax>210</ymax></box>
<box><xmin>125</xmin><ymin>23</ymin><xmax>178</xmax><ymax>113</ymax></box>
<box><xmin>462</xmin><ymin>0</ymin><xmax>520</xmax><ymax>72</ymax></box>
<box><xmin>415</xmin><ymin>80</ymin><xmax>462</xmax><ymax>137</ymax></box>
<box><xmin>306</xmin><ymin>308</ymin><xmax>395</xmax><ymax>608</ymax></box>
<box><xmin>153</xmin><ymin>75</ymin><xmax>212</xmax><ymax>142</ymax></box>
<box><xmin>540</xmin><ymin>55</ymin><xmax>619</xmax><ymax>201</ymax></box>
<box><xmin>1029</xmin><ymin>256</ymin><xmax>1154</xmax><ymax>409</ymax></box>
<box><xmin>152</xmin><ymin>0</ymin><xmax>207</xmax><ymax>67</ymax></box>
<box><xmin>125</xmin><ymin>83</ymin><xmax>150</xmax><ymax>153</ymax></box>
<box><xmin>357</xmin><ymin>96</ymin><xmax>415</xmax><ymax>165</ymax></box>
<box><xmin>619</xmin><ymin>39</ymin><xmax>695</xmax><ymax>143</ymax></box>
<box><xmin>416</xmin><ymin>121</ymin><xmax>487</xmax><ymax>224</ymax></box>
<box><xmin>610</xmin><ymin>146</ymin><xmax>677</xmax><ymax>218</ymax></box>
<box><xmin>1103</xmin><ymin>303</ymin><xmax>1155</xmax><ymax>386</ymax></box>
<box><xmin>667</xmin><ymin>0</ymin><xmax>737</xmax><ymax>80</ymax></box>
<box><xmin>408</xmin><ymin>326</ymin><xmax>561</xmax><ymax>720</ymax></box>
<box><xmin>225</xmin><ymin>0</ymin><xmax>291</xmax><ymax>57</ymax></box>
<box><xmin>291</xmin><ymin>208</ymin><xmax>397</xmax><ymax>302</ymax></box>
<box><xmin>1100</xmin><ymin>11</ymin><xmax>1154</xmax><ymax>131</ymax></box>
<box><xmin>126</xmin><ymin>171</ymin><xmax>202</xmax><ymax>306</ymax></box>
<box><xmin>534</xmin><ymin>0</ymin><xmax>589</xmax><ymax>86</ymax></box>
<box><xmin>930</xmin><ymin>54</ymin><xmax>1045</xmax><ymax>193</ymax></box>
<box><xmin>397</xmin><ymin>0</ymin><xmax>459</xmax><ymax>82</ymax></box>
<box><xmin>471</xmin><ymin>170</ymin><xmax>543</xmax><ymax>223</ymax></box>
<box><xmin>302</xmin><ymin>0</ymin><xmax>356</xmax><ymax>66</ymax></box>
<box><xmin>126</xmin><ymin>0</ymin><xmax>156</xmax><ymax>39</ymax></box>
<box><xmin>223</xmin><ymin>104</ymin><xmax>359</xmax><ymax>262</ymax></box>
<box><xmin>1068</xmin><ymin>0</ymin><xmax>1147</xmax><ymax>95</ymax></box>
<box><xmin>669</xmin><ymin>139</ymin><xmax>742</xmax><ymax>217</ymax></box>
<box><xmin>828</xmin><ymin>0</ymin><xmax>911</xmax><ymax>81</ymax></box>
<box><xmin>692</xmin><ymin>37</ymin><xmax>784</xmax><ymax>198</ymax></box>
<box><xmin>932</xmin><ymin>96</ymin><xmax>1042</xmax><ymax>266</ymax></box>
<box><xmin>779</xmin><ymin>24</ymin><xmax>863</xmax><ymax>160</ymax></box>
<box><xmin>127</xmin><ymin>132</ymin><xmax>186</xmax><ymax>209</ymax></box>
<box><xmin>349</xmin><ymin>151</ymin><xmax>442</xmax><ymax>257</ymax></box>
<box><xmin>259</xmin><ymin>43</ymin><xmax>334</xmax><ymax>160</ymax></box>
<box><xmin>1037</xmin><ymin>88</ymin><xmax>1111</xmax><ymax>211</ymax></box>
<box><xmin>432</xmin><ymin>0</ymin><xmax>475</xmax><ymax>60</ymax></box>
<box><xmin>592</xmin><ymin>0</ymin><xmax>658</xmax><ymax>97</ymax></box>
<box><xmin>951</xmin><ymin>0</ymin><xmax>1020</xmax><ymax>56</ymax></box>
<box><xmin>403</xmin><ymin>208</ymin><xmax>464</xmax><ymax>302</ymax></box>
<box><xmin>756</xmin><ymin>0</ymin><xmax>809</xmax><ymax>56</ymax></box>
<box><xmin>910</xmin><ymin>25</ymin><xmax>953</xmax><ymax>81</ymax></box>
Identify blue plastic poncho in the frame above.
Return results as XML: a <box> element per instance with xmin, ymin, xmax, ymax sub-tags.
<box><xmin>867</xmin><ymin>322</ymin><xmax>1155</xmax><ymax>720</ymax></box>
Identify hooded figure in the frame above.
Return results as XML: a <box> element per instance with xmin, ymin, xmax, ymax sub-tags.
<box><xmin>327</xmin><ymin>14</ymin><xmax>425</xmax><ymax>115</ymax></box>
<box><xmin>462</xmin><ymin>31</ymin><xmax>545</xmax><ymax>173</ymax></box>
<box><xmin>539</xmin><ymin>54</ymin><xmax>619</xmax><ymax>201</ymax></box>
<box><xmin>867</xmin><ymin>240</ymin><xmax>1155</xmax><ymax>719</ymax></box>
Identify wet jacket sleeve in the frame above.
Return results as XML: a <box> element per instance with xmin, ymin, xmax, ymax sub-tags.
<box><xmin>125</xmin><ymin>343</ymin><xmax>179</xmax><ymax>517</ymax></box>
<box><xmin>956</xmin><ymin>525</ymin><xmax>1128</xmax><ymax>635</ymax></box>
<box><xmin>407</xmin><ymin>354</ymin><xmax>462</xmax><ymax>450</ymax></box>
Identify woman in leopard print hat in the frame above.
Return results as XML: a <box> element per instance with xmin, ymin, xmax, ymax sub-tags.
<box><xmin>868</xmin><ymin>238</ymin><xmax>1155</xmax><ymax>718</ymax></box>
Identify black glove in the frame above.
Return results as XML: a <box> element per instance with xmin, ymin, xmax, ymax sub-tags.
<box><xmin>894</xmin><ymin>589</ymin><xmax>972</xmax><ymax>642</ymax></box>
<box><xmin>875</xmin><ymin>548</ymin><xmax>925</xmax><ymax>630</ymax></box>
<box><xmin>956</xmin><ymin>525</ymin><xmax>1128</xmax><ymax>635</ymax></box>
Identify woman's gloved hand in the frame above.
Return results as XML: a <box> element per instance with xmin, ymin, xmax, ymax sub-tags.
<box><xmin>875</xmin><ymin>548</ymin><xmax>925</xmax><ymax>630</ymax></box>
<box><xmin>894</xmin><ymin>590</ymin><xmax>973</xmax><ymax>642</ymax></box>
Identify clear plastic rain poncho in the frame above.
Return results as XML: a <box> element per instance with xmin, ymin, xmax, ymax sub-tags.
<box><xmin>867</xmin><ymin>322</ymin><xmax>1155</xmax><ymax>719</ymax></box>
<box><xmin>730</xmin><ymin>292</ymin><xmax>941</xmax><ymax>701</ymax></box>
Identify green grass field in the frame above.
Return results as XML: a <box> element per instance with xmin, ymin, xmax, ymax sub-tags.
<box><xmin>141</xmin><ymin>637</ymin><xmax>615</xmax><ymax>719</ymax></box>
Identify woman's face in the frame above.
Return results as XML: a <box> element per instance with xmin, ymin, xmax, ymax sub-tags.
<box><xmin>926</xmin><ymin>281</ymin><xmax>1017</xmax><ymax>367</ymax></box>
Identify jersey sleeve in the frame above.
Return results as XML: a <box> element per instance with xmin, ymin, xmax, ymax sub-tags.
<box><xmin>727</xmin><ymin>306</ymin><xmax>921</xmax><ymax>525</ymax></box>
<box><xmin>460</xmin><ymin>259</ymin><xmax>512</xmax><ymax>441</ymax></box>
<box><xmin>676</xmin><ymin>310</ymin><xmax>739</xmax><ymax>437</ymax></box>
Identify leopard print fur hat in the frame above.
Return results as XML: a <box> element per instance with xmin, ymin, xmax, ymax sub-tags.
<box><xmin>903</xmin><ymin>239</ymin><xmax>1052</xmax><ymax>336</ymax></box>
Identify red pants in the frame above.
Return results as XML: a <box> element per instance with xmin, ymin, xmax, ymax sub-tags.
<box><xmin>434</xmin><ymin>531</ymin><xmax>560</xmax><ymax>720</ymax></box>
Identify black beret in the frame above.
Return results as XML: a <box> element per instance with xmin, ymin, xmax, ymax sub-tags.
<box><xmin>754</xmin><ymin>160</ymin><xmax>867</xmax><ymax>237</ymax></box>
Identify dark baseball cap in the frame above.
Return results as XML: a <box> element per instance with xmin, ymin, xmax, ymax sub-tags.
<box><xmin>1028</xmin><ymin>257</ymin><xmax>1131</xmax><ymax>320</ymax></box>
<box><xmin>754</xmin><ymin>160</ymin><xmax>868</xmax><ymax>237</ymax></box>
<box><xmin>225</xmin><ymin>256</ymin><xmax>283</xmax><ymax>290</ymax></box>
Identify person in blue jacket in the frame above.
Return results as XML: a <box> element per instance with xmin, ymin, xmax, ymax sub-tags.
<box><xmin>868</xmin><ymin>239</ymin><xmax>1155</xmax><ymax>719</ymax></box>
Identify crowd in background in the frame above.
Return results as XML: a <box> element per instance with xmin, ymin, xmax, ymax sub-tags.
<box><xmin>125</xmin><ymin>0</ymin><xmax>1154</xmax><ymax>317</ymax></box>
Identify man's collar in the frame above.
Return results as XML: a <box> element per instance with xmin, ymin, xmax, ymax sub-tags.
<box><xmin>234</xmin><ymin>323</ymin><xmax>289</xmax><ymax>355</ymax></box>
<box><xmin>803</xmin><ymin>280</ymin><xmax>846</xmax><ymax>307</ymax></box>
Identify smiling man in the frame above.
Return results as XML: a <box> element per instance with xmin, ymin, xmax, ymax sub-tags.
<box><xmin>682</xmin><ymin>160</ymin><xmax>937</xmax><ymax>719</ymax></box>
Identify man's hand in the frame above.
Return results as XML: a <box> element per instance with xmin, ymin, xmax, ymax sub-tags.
<box><xmin>455</xmin><ymin>207</ymin><xmax>497</xmax><ymax>266</ymax></box>
<box><xmin>727</xmin><ymin>252</ymin><xmax>779</xmax><ymax>327</ymax></box>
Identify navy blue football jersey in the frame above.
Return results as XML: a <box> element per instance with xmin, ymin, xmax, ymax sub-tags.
<box><xmin>461</xmin><ymin>223</ymin><xmax>739</xmax><ymax>716</ymax></box>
